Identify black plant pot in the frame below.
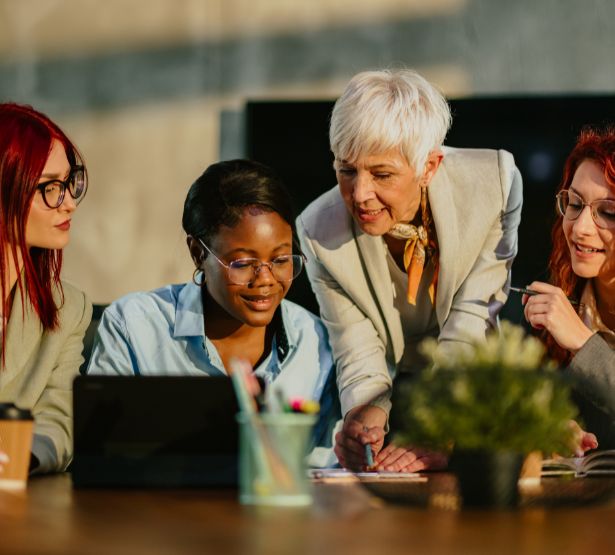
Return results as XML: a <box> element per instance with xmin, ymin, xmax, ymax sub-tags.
<box><xmin>449</xmin><ymin>450</ymin><xmax>524</xmax><ymax>508</ymax></box>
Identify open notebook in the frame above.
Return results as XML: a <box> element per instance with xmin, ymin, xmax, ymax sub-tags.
<box><xmin>541</xmin><ymin>450</ymin><xmax>615</xmax><ymax>477</ymax></box>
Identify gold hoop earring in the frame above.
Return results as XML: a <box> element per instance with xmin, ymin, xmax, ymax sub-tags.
<box><xmin>192</xmin><ymin>268</ymin><xmax>205</xmax><ymax>286</ymax></box>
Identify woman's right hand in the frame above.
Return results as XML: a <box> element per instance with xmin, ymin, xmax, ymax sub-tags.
<box><xmin>522</xmin><ymin>281</ymin><xmax>593</xmax><ymax>353</ymax></box>
<box><xmin>334</xmin><ymin>405</ymin><xmax>386</xmax><ymax>470</ymax></box>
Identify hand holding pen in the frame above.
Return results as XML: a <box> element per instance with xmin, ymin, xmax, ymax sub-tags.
<box><xmin>509</xmin><ymin>286</ymin><xmax>582</xmax><ymax>307</ymax></box>
<box><xmin>334</xmin><ymin>405</ymin><xmax>386</xmax><ymax>471</ymax></box>
<box><xmin>512</xmin><ymin>281</ymin><xmax>593</xmax><ymax>353</ymax></box>
<box><xmin>363</xmin><ymin>427</ymin><xmax>375</xmax><ymax>469</ymax></box>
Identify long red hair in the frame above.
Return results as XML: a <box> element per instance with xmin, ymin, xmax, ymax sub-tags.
<box><xmin>0</xmin><ymin>103</ymin><xmax>85</xmax><ymax>363</ymax></box>
<box><xmin>546</xmin><ymin>125</ymin><xmax>615</xmax><ymax>363</ymax></box>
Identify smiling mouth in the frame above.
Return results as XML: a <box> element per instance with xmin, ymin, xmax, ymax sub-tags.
<box><xmin>358</xmin><ymin>207</ymin><xmax>384</xmax><ymax>215</ymax></box>
<box><xmin>356</xmin><ymin>207</ymin><xmax>387</xmax><ymax>221</ymax></box>
<box><xmin>573</xmin><ymin>241</ymin><xmax>605</xmax><ymax>254</ymax></box>
<box><xmin>240</xmin><ymin>294</ymin><xmax>275</xmax><ymax>309</ymax></box>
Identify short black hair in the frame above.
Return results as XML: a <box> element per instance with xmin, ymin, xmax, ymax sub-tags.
<box><xmin>182</xmin><ymin>159</ymin><xmax>299</xmax><ymax>250</ymax></box>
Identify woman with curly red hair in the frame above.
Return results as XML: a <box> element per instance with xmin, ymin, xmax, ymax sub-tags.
<box><xmin>523</xmin><ymin>126</ymin><xmax>615</xmax><ymax>449</ymax></box>
<box><xmin>0</xmin><ymin>103</ymin><xmax>92</xmax><ymax>473</ymax></box>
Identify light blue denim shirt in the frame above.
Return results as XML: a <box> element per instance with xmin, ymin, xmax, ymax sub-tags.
<box><xmin>87</xmin><ymin>282</ymin><xmax>340</xmax><ymax>466</ymax></box>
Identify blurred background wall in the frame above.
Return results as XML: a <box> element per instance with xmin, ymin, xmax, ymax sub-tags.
<box><xmin>1</xmin><ymin>0</ymin><xmax>614</xmax><ymax>303</ymax></box>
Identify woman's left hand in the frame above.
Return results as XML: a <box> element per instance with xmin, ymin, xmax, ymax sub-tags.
<box><xmin>569</xmin><ymin>420</ymin><xmax>598</xmax><ymax>457</ymax></box>
<box><xmin>373</xmin><ymin>444</ymin><xmax>448</xmax><ymax>472</ymax></box>
<box><xmin>522</xmin><ymin>281</ymin><xmax>593</xmax><ymax>353</ymax></box>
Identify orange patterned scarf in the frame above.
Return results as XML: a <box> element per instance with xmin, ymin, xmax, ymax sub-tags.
<box><xmin>387</xmin><ymin>187</ymin><xmax>438</xmax><ymax>305</ymax></box>
<box><xmin>388</xmin><ymin>223</ymin><xmax>437</xmax><ymax>305</ymax></box>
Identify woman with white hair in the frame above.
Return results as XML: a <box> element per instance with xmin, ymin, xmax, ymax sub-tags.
<box><xmin>297</xmin><ymin>69</ymin><xmax>523</xmax><ymax>472</ymax></box>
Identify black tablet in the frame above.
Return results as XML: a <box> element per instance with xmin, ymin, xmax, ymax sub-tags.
<box><xmin>72</xmin><ymin>375</ymin><xmax>238</xmax><ymax>488</ymax></box>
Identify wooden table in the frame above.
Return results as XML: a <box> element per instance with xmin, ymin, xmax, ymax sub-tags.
<box><xmin>1</xmin><ymin>473</ymin><xmax>615</xmax><ymax>555</ymax></box>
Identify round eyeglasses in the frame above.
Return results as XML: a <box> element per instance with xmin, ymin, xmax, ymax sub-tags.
<box><xmin>198</xmin><ymin>239</ymin><xmax>305</xmax><ymax>285</ymax></box>
<box><xmin>556</xmin><ymin>189</ymin><xmax>615</xmax><ymax>229</ymax></box>
<box><xmin>36</xmin><ymin>165</ymin><xmax>88</xmax><ymax>209</ymax></box>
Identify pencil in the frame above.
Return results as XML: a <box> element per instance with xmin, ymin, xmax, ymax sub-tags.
<box><xmin>509</xmin><ymin>286</ymin><xmax>582</xmax><ymax>307</ymax></box>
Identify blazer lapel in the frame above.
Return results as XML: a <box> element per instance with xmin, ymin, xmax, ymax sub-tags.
<box><xmin>429</xmin><ymin>160</ymin><xmax>460</xmax><ymax>327</ymax></box>
<box><xmin>1</xmin><ymin>288</ymin><xmax>42</xmax><ymax>387</ymax></box>
<box><xmin>354</xmin><ymin>222</ymin><xmax>405</xmax><ymax>363</ymax></box>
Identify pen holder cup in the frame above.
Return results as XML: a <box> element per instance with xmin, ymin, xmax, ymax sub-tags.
<box><xmin>236</xmin><ymin>412</ymin><xmax>316</xmax><ymax>506</ymax></box>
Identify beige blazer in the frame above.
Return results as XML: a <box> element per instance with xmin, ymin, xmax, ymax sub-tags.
<box><xmin>297</xmin><ymin>147</ymin><xmax>523</xmax><ymax>416</ymax></box>
<box><xmin>0</xmin><ymin>281</ymin><xmax>92</xmax><ymax>473</ymax></box>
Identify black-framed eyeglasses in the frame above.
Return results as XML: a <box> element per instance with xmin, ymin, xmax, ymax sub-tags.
<box><xmin>556</xmin><ymin>189</ymin><xmax>615</xmax><ymax>229</ymax></box>
<box><xmin>198</xmin><ymin>238</ymin><xmax>305</xmax><ymax>285</ymax></box>
<box><xmin>36</xmin><ymin>165</ymin><xmax>88</xmax><ymax>209</ymax></box>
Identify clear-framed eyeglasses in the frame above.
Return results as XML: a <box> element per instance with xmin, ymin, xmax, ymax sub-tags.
<box><xmin>36</xmin><ymin>165</ymin><xmax>88</xmax><ymax>209</ymax></box>
<box><xmin>198</xmin><ymin>238</ymin><xmax>305</xmax><ymax>285</ymax></box>
<box><xmin>556</xmin><ymin>189</ymin><xmax>615</xmax><ymax>229</ymax></box>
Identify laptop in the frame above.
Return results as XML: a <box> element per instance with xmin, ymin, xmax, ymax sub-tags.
<box><xmin>72</xmin><ymin>375</ymin><xmax>239</xmax><ymax>488</ymax></box>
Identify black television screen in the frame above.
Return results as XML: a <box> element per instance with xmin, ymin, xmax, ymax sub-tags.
<box><xmin>246</xmin><ymin>96</ymin><xmax>615</xmax><ymax>323</ymax></box>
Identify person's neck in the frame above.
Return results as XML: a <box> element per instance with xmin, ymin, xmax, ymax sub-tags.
<box><xmin>202</xmin><ymin>290</ymin><xmax>271</xmax><ymax>370</ymax></box>
<box><xmin>383</xmin><ymin>234</ymin><xmax>406</xmax><ymax>263</ymax></box>
<box><xmin>593</xmin><ymin>278</ymin><xmax>615</xmax><ymax>331</ymax></box>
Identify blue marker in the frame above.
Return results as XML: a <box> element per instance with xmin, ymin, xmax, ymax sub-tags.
<box><xmin>364</xmin><ymin>444</ymin><xmax>374</xmax><ymax>468</ymax></box>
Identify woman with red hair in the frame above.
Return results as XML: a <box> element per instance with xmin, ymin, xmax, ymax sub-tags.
<box><xmin>0</xmin><ymin>103</ymin><xmax>92</xmax><ymax>473</ymax></box>
<box><xmin>523</xmin><ymin>126</ymin><xmax>615</xmax><ymax>449</ymax></box>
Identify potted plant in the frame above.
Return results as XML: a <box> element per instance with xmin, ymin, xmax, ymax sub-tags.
<box><xmin>393</xmin><ymin>322</ymin><xmax>578</xmax><ymax>508</ymax></box>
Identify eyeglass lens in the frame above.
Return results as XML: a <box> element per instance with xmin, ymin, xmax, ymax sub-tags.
<box><xmin>227</xmin><ymin>255</ymin><xmax>303</xmax><ymax>284</ymax></box>
<box><xmin>557</xmin><ymin>190</ymin><xmax>615</xmax><ymax>229</ymax></box>
<box><xmin>41</xmin><ymin>167</ymin><xmax>87</xmax><ymax>208</ymax></box>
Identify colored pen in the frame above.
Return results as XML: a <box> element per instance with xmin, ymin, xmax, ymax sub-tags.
<box><xmin>364</xmin><ymin>444</ymin><xmax>374</xmax><ymax>468</ymax></box>
<box><xmin>509</xmin><ymin>286</ymin><xmax>582</xmax><ymax>307</ymax></box>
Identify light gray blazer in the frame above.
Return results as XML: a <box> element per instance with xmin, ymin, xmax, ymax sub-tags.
<box><xmin>297</xmin><ymin>147</ymin><xmax>523</xmax><ymax>416</ymax></box>
<box><xmin>0</xmin><ymin>281</ymin><xmax>92</xmax><ymax>473</ymax></box>
<box><xmin>568</xmin><ymin>333</ymin><xmax>615</xmax><ymax>448</ymax></box>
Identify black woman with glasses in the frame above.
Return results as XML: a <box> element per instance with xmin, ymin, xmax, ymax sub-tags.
<box><xmin>522</xmin><ymin>126</ymin><xmax>615</xmax><ymax>449</ymax></box>
<box><xmin>0</xmin><ymin>102</ymin><xmax>92</xmax><ymax>473</ymax></box>
<box><xmin>87</xmin><ymin>159</ymin><xmax>341</xmax><ymax>466</ymax></box>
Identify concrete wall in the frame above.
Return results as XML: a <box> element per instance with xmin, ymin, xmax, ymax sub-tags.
<box><xmin>1</xmin><ymin>0</ymin><xmax>614</xmax><ymax>302</ymax></box>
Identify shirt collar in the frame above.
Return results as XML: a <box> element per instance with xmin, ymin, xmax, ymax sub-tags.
<box><xmin>173</xmin><ymin>282</ymin><xmax>205</xmax><ymax>338</ymax></box>
<box><xmin>271</xmin><ymin>303</ymin><xmax>292</xmax><ymax>363</ymax></box>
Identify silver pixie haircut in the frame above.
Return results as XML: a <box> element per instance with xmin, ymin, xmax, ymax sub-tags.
<box><xmin>330</xmin><ymin>69</ymin><xmax>452</xmax><ymax>171</ymax></box>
